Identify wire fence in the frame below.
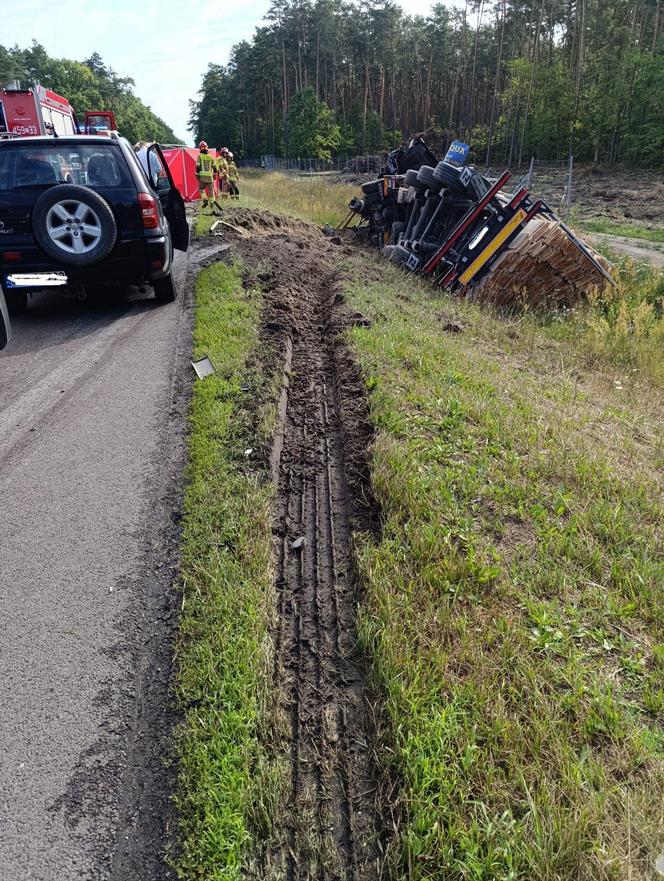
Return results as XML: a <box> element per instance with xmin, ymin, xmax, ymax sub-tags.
<box><xmin>238</xmin><ymin>154</ymin><xmax>385</xmax><ymax>175</ymax></box>
<box><xmin>477</xmin><ymin>157</ymin><xmax>573</xmax><ymax>215</ymax></box>
<box><xmin>239</xmin><ymin>152</ymin><xmax>575</xmax><ymax>215</ymax></box>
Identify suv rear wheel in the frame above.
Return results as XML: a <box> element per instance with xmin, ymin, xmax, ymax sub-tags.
<box><xmin>32</xmin><ymin>185</ymin><xmax>117</xmax><ymax>267</ymax></box>
<box><xmin>153</xmin><ymin>271</ymin><xmax>178</xmax><ymax>304</ymax></box>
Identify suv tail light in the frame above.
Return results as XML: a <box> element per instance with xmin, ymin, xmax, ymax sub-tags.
<box><xmin>138</xmin><ymin>192</ymin><xmax>159</xmax><ymax>229</ymax></box>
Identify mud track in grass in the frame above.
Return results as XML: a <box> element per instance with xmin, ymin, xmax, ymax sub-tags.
<box><xmin>228</xmin><ymin>210</ymin><xmax>383</xmax><ymax>880</ymax></box>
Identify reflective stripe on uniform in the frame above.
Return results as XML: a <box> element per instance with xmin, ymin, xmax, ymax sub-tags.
<box><xmin>197</xmin><ymin>152</ymin><xmax>216</xmax><ymax>181</ymax></box>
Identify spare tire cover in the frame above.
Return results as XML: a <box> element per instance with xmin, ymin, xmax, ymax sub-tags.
<box><xmin>32</xmin><ymin>184</ymin><xmax>118</xmax><ymax>267</ymax></box>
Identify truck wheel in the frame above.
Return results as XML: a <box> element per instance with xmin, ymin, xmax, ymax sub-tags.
<box><xmin>433</xmin><ymin>161</ymin><xmax>469</xmax><ymax>194</ymax></box>
<box><xmin>153</xmin><ymin>271</ymin><xmax>178</xmax><ymax>304</ymax></box>
<box><xmin>361</xmin><ymin>179</ymin><xmax>383</xmax><ymax>196</ymax></box>
<box><xmin>416</xmin><ymin>166</ymin><xmax>440</xmax><ymax>190</ymax></box>
<box><xmin>32</xmin><ymin>185</ymin><xmax>117</xmax><ymax>267</ymax></box>
<box><xmin>6</xmin><ymin>290</ymin><xmax>28</xmax><ymax>315</ymax></box>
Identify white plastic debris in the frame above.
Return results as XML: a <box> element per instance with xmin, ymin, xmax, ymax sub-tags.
<box><xmin>191</xmin><ymin>356</ymin><xmax>216</xmax><ymax>379</ymax></box>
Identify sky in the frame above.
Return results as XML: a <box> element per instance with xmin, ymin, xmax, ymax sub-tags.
<box><xmin>0</xmin><ymin>0</ymin><xmax>453</xmax><ymax>144</ymax></box>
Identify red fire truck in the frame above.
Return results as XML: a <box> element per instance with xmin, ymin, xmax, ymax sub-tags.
<box><xmin>0</xmin><ymin>84</ymin><xmax>116</xmax><ymax>138</ymax></box>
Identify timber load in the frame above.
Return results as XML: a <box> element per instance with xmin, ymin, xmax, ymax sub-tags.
<box><xmin>471</xmin><ymin>215</ymin><xmax>612</xmax><ymax>308</ymax></box>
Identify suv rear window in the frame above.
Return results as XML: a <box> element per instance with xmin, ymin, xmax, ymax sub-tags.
<box><xmin>0</xmin><ymin>143</ymin><xmax>132</xmax><ymax>191</ymax></box>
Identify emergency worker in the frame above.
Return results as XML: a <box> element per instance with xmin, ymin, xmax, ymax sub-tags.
<box><xmin>196</xmin><ymin>141</ymin><xmax>222</xmax><ymax>213</ymax></box>
<box><xmin>216</xmin><ymin>148</ymin><xmax>230</xmax><ymax>199</ymax></box>
<box><xmin>227</xmin><ymin>152</ymin><xmax>240</xmax><ymax>199</ymax></box>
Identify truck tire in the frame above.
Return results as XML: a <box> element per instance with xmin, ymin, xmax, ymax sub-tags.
<box><xmin>433</xmin><ymin>161</ymin><xmax>470</xmax><ymax>194</ymax></box>
<box><xmin>404</xmin><ymin>169</ymin><xmax>421</xmax><ymax>188</ymax></box>
<box><xmin>361</xmin><ymin>179</ymin><xmax>383</xmax><ymax>196</ymax></box>
<box><xmin>153</xmin><ymin>271</ymin><xmax>178</xmax><ymax>304</ymax></box>
<box><xmin>416</xmin><ymin>165</ymin><xmax>440</xmax><ymax>190</ymax></box>
<box><xmin>32</xmin><ymin>185</ymin><xmax>117</xmax><ymax>267</ymax></box>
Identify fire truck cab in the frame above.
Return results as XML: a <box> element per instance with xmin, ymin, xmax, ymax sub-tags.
<box><xmin>0</xmin><ymin>84</ymin><xmax>78</xmax><ymax>138</ymax></box>
<box><xmin>0</xmin><ymin>84</ymin><xmax>118</xmax><ymax>140</ymax></box>
<box><xmin>82</xmin><ymin>111</ymin><xmax>117</xmax><ymax>134</ymax></box>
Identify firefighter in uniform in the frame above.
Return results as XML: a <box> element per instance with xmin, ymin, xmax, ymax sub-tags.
<box><xmin>216</xmin><ymin>147</ymin><xmax>230</xmax><ymax>199</ymax></box>
<box><xmin>196</xmin><ymin>141</ymin><xmax>222</xmax><ymax>213</ymax></box>
<box><xmin>227</xmin><ymin>152</ymin><xmax>240</xmax><ymax>199</ymax></box>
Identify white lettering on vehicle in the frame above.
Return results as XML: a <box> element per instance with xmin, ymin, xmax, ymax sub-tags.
<box><xmin>11</xmin><ymin>124</ymin><xmax>39</xmax><ymax>136</ymax></box>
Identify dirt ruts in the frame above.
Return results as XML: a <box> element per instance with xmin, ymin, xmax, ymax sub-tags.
<box><xmin>232</xmin><ymin>215</ymin><xmax>382</xmax><ymax>880</ymax></box>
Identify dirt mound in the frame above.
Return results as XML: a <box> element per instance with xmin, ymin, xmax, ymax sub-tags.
<box><xmin>224</xmin><ymin>207</ymin><xmax>324</xmax><ymax>239</ymax></box>
<box><xmin>220</xmin><ymin>213</ymin><xmax>383</xmax><ymax>879</ymax></box>
<box><xmin>573</xmin><ymin>166</ymin><xmax>664</xmax><ymax>226</ymax></box>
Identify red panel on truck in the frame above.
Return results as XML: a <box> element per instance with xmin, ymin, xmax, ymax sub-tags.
<box><xmin>0</xmin><ymin>91</ymin><xmax>41</xmax><ymax>137</ymax></box>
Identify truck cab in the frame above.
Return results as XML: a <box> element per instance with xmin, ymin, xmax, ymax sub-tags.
<box><xmin>82</xmin><ymin>111</ymin><xmax>118</xmax><ymax>135</ymax></box>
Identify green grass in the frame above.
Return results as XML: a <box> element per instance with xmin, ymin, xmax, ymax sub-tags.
<box><xmin>172</xmin><ymin>261</ymin><xmax>279</xmax><ymax>879</ymax></box>
<box><xmin>578</xmin><ymin>218</ymin><xmax>664</xmax><ymax>244</ymax></box>
<box><xmin>179</xmin><ymin>176</ymin><xmax>664</xmax><ymax>880</ymax></box>
<box><xmin>341</xmin><ymin>256</ymin><xmax>664</xmax><ymax>879</ymax></box>
<box><xmin>239</xmin><ymin>169</ymin><xmax>357</xmax><ymax>227</ymax></box>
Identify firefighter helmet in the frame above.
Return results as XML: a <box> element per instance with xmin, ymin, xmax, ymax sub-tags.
<box><xmin>199</xmin><ymin>140</ymin><xmax>208</xmax><ymax>150</ymax></box>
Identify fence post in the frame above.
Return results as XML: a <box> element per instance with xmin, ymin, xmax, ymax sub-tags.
<box><xmin>565</xmin><ymin>154</ymin><xmax>574</xmax><ymax>216</ymax></box>
<box><xmin>526</xmin><ymin>156</ymin><xmax>535</xmax><ymax>189</ymax></box>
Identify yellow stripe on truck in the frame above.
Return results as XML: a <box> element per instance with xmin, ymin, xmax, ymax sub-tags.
<box><xmin>458</xmin><ymin>208</ymin><xmax>527</xmax><ymax>285</ymax></box>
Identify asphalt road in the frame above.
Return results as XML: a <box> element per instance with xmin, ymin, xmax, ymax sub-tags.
<box><xmin>0</xmin><ymin>253</ymin><xmax>191</xmax><ymax>881</ymax></box>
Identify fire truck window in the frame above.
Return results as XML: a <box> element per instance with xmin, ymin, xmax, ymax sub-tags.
<box><xmin>87</xmin><ymin>115</ymin><xmax>110</xmax><ymax>131</ymax></box>
<box><xmin>51</xmin><ymin>112</ymin><xmax>69</xmax><ymax>137</ymax></box>
<box><xmin>0</xmin><ymin>101</ymin><xmax>7</xmax><ymax>135</ymax></box>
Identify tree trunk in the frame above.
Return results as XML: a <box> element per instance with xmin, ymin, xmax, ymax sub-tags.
<box><xmin>486</xmin><ymin>0</ymin><xmax>506</xmax><ymax>165</ymax></box>
<box><xmin>518</xmin><ymin>0</ymin><xmax>546</xmax><ymax>167</ymax></box>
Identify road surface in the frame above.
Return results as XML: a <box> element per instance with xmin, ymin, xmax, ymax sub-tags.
<box><xmin>586</xmin><ymin>231</ymin><xmax>664</xmax><ymax>267</ymax></box>
<box><xmin>0</xmin><ymin>253</ymin><xmax>191</xmax><ymax>881</ymax></box>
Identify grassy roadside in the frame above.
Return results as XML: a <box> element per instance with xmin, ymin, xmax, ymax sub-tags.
<box><xmin>182</xmin><ymin>180</ymin><xmax>664</xmax><ymax>879</ymax></box>
<box><xmin>172</xmin><ymin>261</ymin><xmax>276</xmax><ymax>879</ymax></box>
<box><xmin>342</xmin><ymin>258</ymin><xmax>664</xmax><ymax>879</ymax></box>
<box><xmin>578</xmin><ymin>218</ymin><xmax>664</xmax><ymax>244</ymax></box>
<box><xmin>239</xmin><ymin>169</ymin><xmax>356</xmax><ymax>227</ymax></box>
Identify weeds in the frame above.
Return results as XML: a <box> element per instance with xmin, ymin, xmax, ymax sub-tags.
<box><xmin>180</xmin><ymin>180</ymin><xmax>664</xmax><ymax>880</ymax></box>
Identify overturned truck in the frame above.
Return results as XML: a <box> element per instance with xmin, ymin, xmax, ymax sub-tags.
<box><xmin>343</xmin><ymin>140</ymin><xmax>614</xmax><ymax>306</ymax></box>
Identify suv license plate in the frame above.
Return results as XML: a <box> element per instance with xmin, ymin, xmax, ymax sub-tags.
<box><xmin>5</xmin><ymin>271</ymin><xmax>68</xmax><ymax>288</ymax></box>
